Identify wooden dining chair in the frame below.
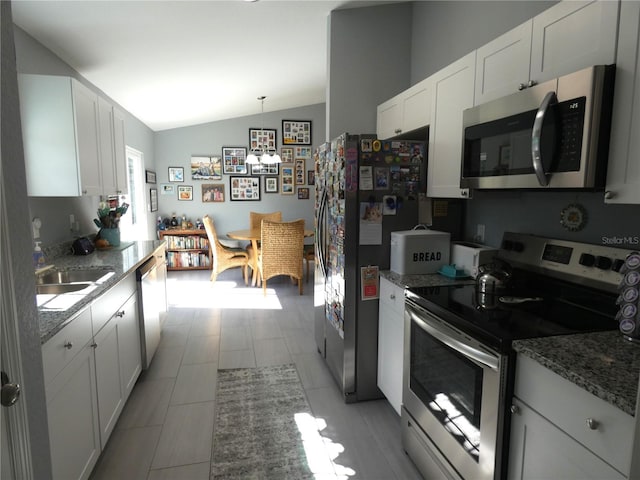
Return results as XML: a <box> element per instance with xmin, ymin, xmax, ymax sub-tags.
<box><xmin>203</xmin><ymin>215</ymin><xmax>249</xmax><ymax>285</ymax></box>
<box><xmin>258</xmin><ymin>219</ymin><xmax>304</xmax><ymax>296</ymax></box>
<box><xmin>246</xmin><ymin>211</ymin><xmax>282</xmax><ymax>276</ymax></box>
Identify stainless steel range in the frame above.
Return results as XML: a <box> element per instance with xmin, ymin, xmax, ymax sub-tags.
<box><xmin>401</xmin><ymin>232</ymin><xmax>635</xmax><ymax>480</ymax></box>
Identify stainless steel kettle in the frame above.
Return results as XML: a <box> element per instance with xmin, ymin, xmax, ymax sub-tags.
<box><xmin>476</xmin><ymin>262</ymin><xmax>512</xmax><ymax>294</ymax></box>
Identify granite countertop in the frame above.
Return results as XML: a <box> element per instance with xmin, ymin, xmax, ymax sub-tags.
<box><xmin>513</xmin><ymin>332</ymin><xmax>640</xmax><ymax>416</ymax></box>
<box><xmin>380</xmin><ymin>269</ymin><xmax>476</xmax><ymax>288</ymax></box>
<box><xmin>38</xmin><ymin>240</ymin><xmax>163</xmax><ymax>344</ymax></box>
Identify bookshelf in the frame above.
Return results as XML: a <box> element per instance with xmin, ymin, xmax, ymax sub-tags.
<box><xmin>159</xmin><ymin>229</ymin><xmax>211</xmax><ymax>271</ymax></box>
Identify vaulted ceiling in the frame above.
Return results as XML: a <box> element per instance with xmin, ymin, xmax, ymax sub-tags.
<box><xmin>12</xmin><ymin>1</ymin><xmax>394</xmax><ymax>131</ymax></box>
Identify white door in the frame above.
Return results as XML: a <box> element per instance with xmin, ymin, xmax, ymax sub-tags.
<box><xmin>1</xmin><ymin>2</ymin><xmax>51</xmax><ymax>477</ymax></box>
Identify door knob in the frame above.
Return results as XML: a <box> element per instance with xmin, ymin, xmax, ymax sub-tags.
<box><xmin>1</xmin><ymin>371</ymin><xmax>21</xmax><ymax>407</ymax></box>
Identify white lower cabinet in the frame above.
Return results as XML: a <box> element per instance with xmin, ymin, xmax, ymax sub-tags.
<box><xmin>45</xmin><ymin>340</ymin><xmax>101</xmax><ymax>480</ymax></box>
<box><xmin>377</xmin><ymin>277</ymin><xmax>405</xmax><ymax>415</ymax></box>
<box><xmin>509</xmin><ymin>355</ymin><xmax>633</xmax><ymax>479</ymax></box>
<box><xmin>42</xmin><ymin>273</ymin><xmax>142</xmax><ymax>480</ymax></box>
<box><xmin>93</xmin><ymin>313</ymin><xmax>124</xmax><ymax>447</ymax></box>
<box><xmin>509</xmin><ymin>398</ymin><xmax>625</xmax><ymax>480</ymax></box>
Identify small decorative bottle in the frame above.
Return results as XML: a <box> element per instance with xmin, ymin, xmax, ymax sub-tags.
<box><xmin>170</xmin><ymin>213</ymin><xmax>179</xmax><ymax>227</ymax></box>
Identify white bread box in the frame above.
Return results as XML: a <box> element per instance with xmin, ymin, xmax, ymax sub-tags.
<box><xmin>390</xmin><ymin>229</ymin><xmax>450</xmax><ymax>275</ymax></box>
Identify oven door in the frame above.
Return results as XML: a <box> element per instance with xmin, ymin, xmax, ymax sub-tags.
<box><xmin>403</xmin><ymin>298</ymin><xmax>508</xmax><ymax>480</ymax></box>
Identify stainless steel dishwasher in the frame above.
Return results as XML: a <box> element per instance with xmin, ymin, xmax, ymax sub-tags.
<box><xmin>136</xmin><ymin>247</ymin><xmax>167</xmax><ymax>369</ymax></box>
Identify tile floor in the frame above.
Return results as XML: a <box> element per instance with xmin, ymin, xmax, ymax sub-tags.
<box><xmin>89</xmin><ymin>268</ymin><xmax>423</xmax><ymax>480</ymax></box>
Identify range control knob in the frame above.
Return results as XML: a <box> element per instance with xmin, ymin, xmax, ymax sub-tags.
<box><xmin>579</xmin><ymin>253</ymin><xmax>596</xmax><ymax>267</ymax></box>
<box><xmin>595</xmin><ymin>256</ymin><xmax>613</xmax><ymax>270</ymax></box>
<box><xmin>612</xmin><ymin>259</ymin><xmax>626</xmax><ymax>272</ymax></box>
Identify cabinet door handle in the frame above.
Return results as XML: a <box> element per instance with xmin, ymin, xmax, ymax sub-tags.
<box><xmin>518</xmin><ymin>83</ymin><xmax>527</xmax><ymax>91</ymax></box>
<box><xmin>390</xmin><ymin>293</ymin><xmax>396</xmax><ymax>300</ymax></box>
<box><xmin>63</xmin><ymin>341</ymin><xmax>73</xmax><ymax>350</ymax></box>
<box><xmin>91</xmin><ymin>343</ymin><xmax>98</xmax><ymax>349</ymax></box>
<box><xmin>116</xmin><ymin>310</ymin><xmax>125</xmax><ymax>318</ymax></box>
<box><xmin>394</xmin><ymin>128</ymin><xmax>402</xmax><ymax>134</ymax></box>
<box><xmin>510</xmin><ymin>404</ymin><xmax>520</xmax><ymax>415</ymax></box>
<box><xmin>586</xmin><ymin>418</ymin><xmax>599</xmax><ymax>430</ymax></box>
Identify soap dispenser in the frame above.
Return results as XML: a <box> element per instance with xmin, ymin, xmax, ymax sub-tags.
<box><xmin>33</xmin><ymin>242</ymin><xmax>46</xmax><ymax>270</ymax></box>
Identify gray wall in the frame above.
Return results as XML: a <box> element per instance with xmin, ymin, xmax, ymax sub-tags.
<box><xmin>327</xmin><ymin>2</ymin><xmax>412</xmax><ymax>139</ymax></box>
<box><xmin>410</xmin><ymin>1</ymin><xmax>557</xmax><ymax>82</ymax></box>
<box><xmin>406</xmin><ymin>1</ymin><xmax>640</xmax><ymax>248</ymax></box>
<box><xmin>154</xmin><ymin>103</ymin><xmax>325</xmax><ymax>238</ymax></box>
<box><xmin>14</xmin><ymin>26</ymin><xmax>157</xmax><ymax>244</ymax></box>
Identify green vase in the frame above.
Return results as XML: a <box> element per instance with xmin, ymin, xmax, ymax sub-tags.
<box><xmin>99</xmin><ymin>228</ymin><xmax>121</xmax><ymax>247</ymax></box>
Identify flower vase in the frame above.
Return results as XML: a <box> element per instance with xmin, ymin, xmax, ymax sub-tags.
<box><xmin>99</xmin><ymin>228</ymin><xmax>121</xmax><ymax>247</ymax></box>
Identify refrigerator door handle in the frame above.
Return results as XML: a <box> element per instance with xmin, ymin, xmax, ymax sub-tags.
<box><xmin>316</xmin><ymin>188</ymin><xmax>328</xmax><ymax>278</ymax></box>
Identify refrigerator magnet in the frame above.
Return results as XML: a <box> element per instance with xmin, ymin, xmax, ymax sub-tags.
<box><xmin>361</xmin><ymin>266</ymin><xmax>379</xmax><ymax>300</ymax></box>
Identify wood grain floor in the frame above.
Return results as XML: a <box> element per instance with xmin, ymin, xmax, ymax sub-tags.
<box><xmin>89</xmin><ymin>269</ymin><xmax>423</xmax><ymax>480</ymax></box>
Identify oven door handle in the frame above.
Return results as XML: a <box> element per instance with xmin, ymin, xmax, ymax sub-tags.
<box><xmin>408</xmin><ymin>305</ymin><xmax>500</xmax><ymax>371</ymax></box>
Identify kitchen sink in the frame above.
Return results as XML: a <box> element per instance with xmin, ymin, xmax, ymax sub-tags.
<box><xmin>36</xmin><ymin>283</ymin><xmax>92</xmax><ymax>295</ymax></box>
<box><xmin>36</xmin><ymin>268</ymin><xmax>114</xmax><ymax>285</ymax></box>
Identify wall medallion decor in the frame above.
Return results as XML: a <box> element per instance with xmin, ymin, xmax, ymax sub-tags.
<box><xmin>560</xmin><ymin>203</ymin><xmax>587</xmax><ymax>231</ymax></box>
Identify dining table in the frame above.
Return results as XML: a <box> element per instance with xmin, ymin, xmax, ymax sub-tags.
<box><xmin>227</xmin><ymin>227</ymin><xmax>314</xmax><ymax>287</ymax></box>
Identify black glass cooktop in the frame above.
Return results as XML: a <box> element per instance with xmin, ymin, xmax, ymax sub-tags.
<box><xmin>406</xmin><ymin>273</ymin><xmax>619</xmax><ymax>352</ymax></box>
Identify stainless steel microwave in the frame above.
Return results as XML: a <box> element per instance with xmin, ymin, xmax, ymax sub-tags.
<box><xmin>461</xmin><ymin>65</ymin><xmax>615</xmax><ymax>190</ymax></box>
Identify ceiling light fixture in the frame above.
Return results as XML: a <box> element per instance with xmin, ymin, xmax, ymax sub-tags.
<box><xmin>246</xmin><ymin>96</ymin><xmax>281</xmax><ymax>165</ymax></box>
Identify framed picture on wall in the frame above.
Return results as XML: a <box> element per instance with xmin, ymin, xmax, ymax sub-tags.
<box><xmin>249</xmin><ymin>128</ymin><xmax>277</xmax><ymax>152</ymax></box>
<box><xmin>149</xmin><ymin>188</ymin><xmax>158</xmax><ymax>211</ymax></box>
<box><xmin>297</xmin><ymin>187</ymin><xmax>310</xmax><ymax>199</ymax></box>
<box><xmin>294</xmin><ymin>146</ymin><xmax>312</xmax><ymax>160</ymax></box>
<box><xmin>282</xmin><ymin>120</ymin><xmax>312</xmax><ymax>145</ymax></box>
<box><xmin>145</xmin><ymin>170</ymin><xmax>157</xmax><ymax>184</ymax></box>
<box><xmin>264</xmin><ymin>176</ymin><xmax>279</xmax><ymax>194</ymax></box>
<box><xmin>202</xmin><ymin>183</ymin><xmax>225</xmax><ymax>202</ymax></box>
<box><xmin>230</xmin><ymin>176</ymin><xmax>261</xmax><ymax>201</ymax></box>
<box><xmin>295</xmin><ymin>158</ymin><xmax>305</xmax><ymax>185</ymax></box>
<box><xmin>307</xmin><ymin>170</ymin><xmax>315</xmax><ymax>185</ymax></box>
<box><xmin>251</xmin><ymin>163</ymin><xmax>279</xmax><ymax>175</ymax></box>
<box><xmin>222</xmin><ymin>147</ymin><xmax>248</xmax><ymax>175</ymax></box>
<box><xmin>191</xmin><ymin>156</ymin><xmax>222</xmax><ymax>180</ymax></box>
<box><xmin>168</xmin><ymin>167</ymin><xmax>184</xmax><ymax>182</ymax></box>
<box><xmin>280</xmin><ymin>147</ymin><xmax>294</xmax><ymax>163</ymax></box>
<box><xmin>160</xmin><ymin>184</ymin><xmax>175</xmax><ymax>195</ymax></box>
<box><xmin>280</xmin><ymin>166</ymin><xmax>294</xmax><ymax>195</ymax></box>
<box><xmin>177</xmin><ymin>185</ymin><xmax>193</xmax><ymax>201</ymax></box>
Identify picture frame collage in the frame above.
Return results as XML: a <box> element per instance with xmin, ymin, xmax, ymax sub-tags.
<box><xmin>161</xmin><ymin>121</ymin><xmax>313</xmax><ymax>202</ymax></box>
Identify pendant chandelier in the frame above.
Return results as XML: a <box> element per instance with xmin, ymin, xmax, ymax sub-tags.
<box><xmin>246</xmin><ymin>96</ymin><xmax>281</xmax><ymax>165</ymax></box>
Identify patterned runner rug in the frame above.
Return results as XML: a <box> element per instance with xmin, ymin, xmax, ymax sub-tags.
<box><xmin>211</xmin><ymin>364</ymin><xmax>315</xmax><ymax>479</ymax></box>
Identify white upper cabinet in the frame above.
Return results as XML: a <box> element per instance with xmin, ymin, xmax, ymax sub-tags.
<box><xmin>19</xmin><ymin>74</ymin><xmax>127</xmax><ymax>197</ymax></box>
<box><xmin>475</xmin><ymin>21</ymin><xmax>533</xmax><ymax>105</ymax></box>
<box><xmin>427</xmin><ymin>52</ymin><xmax>475</xmax><ymax>199</ymax></box>
<box><xmin>530</xmin><ymin>0</ymin><xmax>618</xmax><ymax>84</ymax></box>
<box><xmin>113</xmin><ymin>106</ymin><xmax>128</xmax><ymax>195</ymax></box>
<box><xmin>377</xmin><ymin>78</ymin><xmax>431</xmax><ymax>140</ymax></box>
<box><xmin>475</xmin><ymin>0</ymin><xmax>619</xmax><ymax>105</ymax></box>
<box><xmin>605</xmin><ymin>0</ymin><xmax>640</xmax><ymax>204</ymax></box>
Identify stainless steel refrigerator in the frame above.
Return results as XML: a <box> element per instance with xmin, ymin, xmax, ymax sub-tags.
<box><xmin>313</xmin><ymin>133</ymin><xmax>427</xmax><ymax>403</ymax></box>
